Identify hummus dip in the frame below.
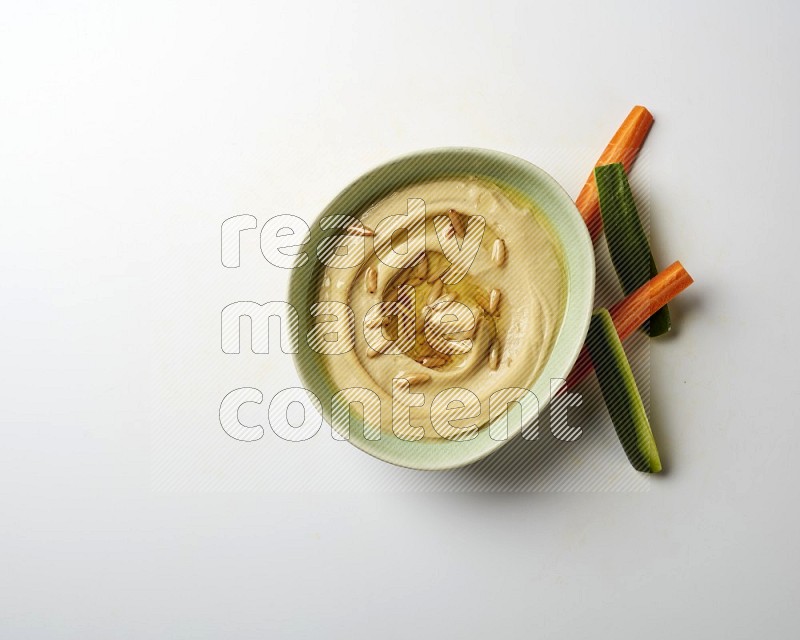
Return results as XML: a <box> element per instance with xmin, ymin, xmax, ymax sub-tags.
<box><xmin>316</xmin><ymin>177</ymin><xmax>566</xmax><ymax>441</ymax></box>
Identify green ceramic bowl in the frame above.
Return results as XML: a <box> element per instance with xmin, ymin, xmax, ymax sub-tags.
<box><xmin>288</xmin><ymin>147</ymin><xmax>595</xmax><ymax>470</ymax></box>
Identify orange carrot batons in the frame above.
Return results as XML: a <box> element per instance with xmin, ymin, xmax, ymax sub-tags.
<box><xmin>564</xmin><ymin>261</ymin><xmax>694</xmax><ymax>390</ymax></box>
<box><xmin>576</xmin><ymin>106</ymin><xmax>655</xmax><ymax>242</ymax></box>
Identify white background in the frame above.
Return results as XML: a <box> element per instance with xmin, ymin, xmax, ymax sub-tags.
<box><xmin>2</xmin><ymin>0</ymin><xmax>798</xmax><ymax>637</ymax></box>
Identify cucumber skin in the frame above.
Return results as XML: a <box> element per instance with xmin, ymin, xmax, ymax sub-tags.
<box><xmin>595</xmin><ymin>163</ymin><xmax>671</xmax><ymax>337</ymax></box>
<box><xmin>586</xmin><ymin>309</ymin><xmax>662</xmax><ymax>473</ymax></box>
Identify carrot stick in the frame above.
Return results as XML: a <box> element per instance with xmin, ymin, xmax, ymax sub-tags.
<box><xmin>564</xmin><ymin>261</ymin><xmax>693</xmax><ymax>390</ymax></box>
<box><xmin>609</xmin><ymin>261</ymin><xmax>693</xmax><ymax>340</ymax></box>
<box><xmin>576</xmin><ymin>106</ymin><xmax>655</xmax><ymax>242</ymax></box>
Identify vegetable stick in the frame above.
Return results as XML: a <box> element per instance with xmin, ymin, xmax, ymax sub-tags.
<box><xmin>595</xmin><ymin>162</ymin><xmax>670</xmax><ymax>336</ymax></box>
<box><xmin>563</xmin><ymin>261</ymin><xmax>694</xmax><ymax>390</ymax></box>
<box><xmin>586</xmin><ymin>308</ymin><xmax>662</xmax><ymax>473</ymax></box>
<box><xmin>576</xmin><ymin>106</ymin><xmax>655</xmax><ymax>242</ymax></box>
<box><xmin>609</xmin><ymin>261</ymin><xmax>692</xmax><ymax>340</ymax></box>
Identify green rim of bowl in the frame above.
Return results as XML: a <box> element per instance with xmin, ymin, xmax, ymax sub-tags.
<box><xmin>287</xmin><ymin>147</ymin><xmax>595</xmax><ymax>470</ymax></box>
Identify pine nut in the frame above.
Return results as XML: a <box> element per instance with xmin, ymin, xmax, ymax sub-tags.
<box><xmin>347</xmin><ymin>223</ymin><xmax>374</xmax><ymax>237</ymax></box>
<box><xmin>365</xmin><ymin>266</ymin><xmax>377</xmax><ymax>294</ymax></box>
<box><xmin>489</xmin><ymin>341</ymin><xmax>501</xmax><ymax>370</ymax></box>
<box><xmin>489</xmin><ymin>288</ymin><xmax>501</xmax><ymax>314</ymax></box>
<box><xmin>492</xmin><ymin>239</ymin><xmax>507</xmax><ymax>267</ymax></box>
<box><xmin>447</xmin><ymin>208</ymin><xmax>465</xmax><ymax>238</ymax></box>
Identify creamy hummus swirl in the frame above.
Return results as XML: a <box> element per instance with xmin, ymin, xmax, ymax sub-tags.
<box><xmin>317</xmin><ymin>177</ymin><xmax>566</xmax><ymax>441</ymax></box>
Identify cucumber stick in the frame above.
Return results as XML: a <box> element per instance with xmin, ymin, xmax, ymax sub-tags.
<box><xmin>587</xmin><ymin>309</ymin><xmax>662</xmax><ymax>473</ymax></box>
<box><xmin>595</xmin><ymin>163</ymin><xmax>671</xmax><ymax>337</ymax></box>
